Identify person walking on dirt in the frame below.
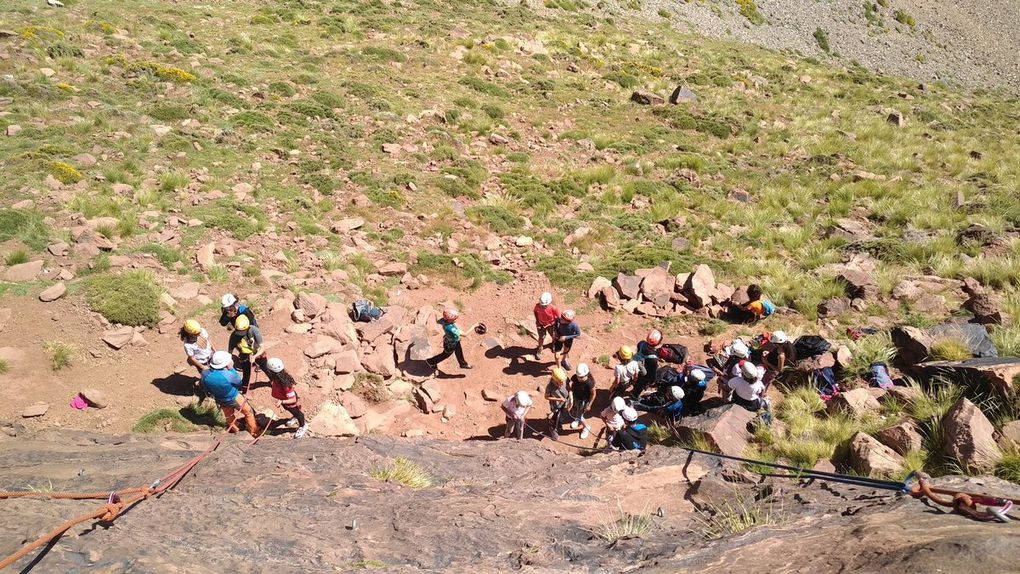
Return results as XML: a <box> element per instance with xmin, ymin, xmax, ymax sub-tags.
<box><xmin>425</xmin><ymin>308</ymin><xmax>477</xmax><ymax>372</ymax></box>
<box><xmin>200</xmin><ymin>351</ymin><xmax>260</xmax><ymax>437</ymax></box>
<box><xmin>552</xmin><ymin>309</ymin><xmax>581</xmax><ymax>370</ymax></box>
<box><xmin>609</xmin><ymin>346</ymin><xmax>641</xmax><ymax>398</ymax></box>
<box><xmin>180</xmin><ymin>319</ymin><xmax>214</xmax><ymax>376</ymax></box>
<box><xmin>220</xmin><ymin>293</ymin><xmax>257</xmax><ymax>330</ymax></box>
<box><xmin>610</xmin><ymin>407</ymin><xmax>647</xmax><ymax>452</ymax></box>
<box><xmin>567</xmin><ymin>363</ymin><xmax>595</xmax><ymax>440</ymax></box>
<box><xmin>533</xmin><ymin>292</ymin><xmax>560</xmax><ymax>359</ymax></box>
<box><xmin>599</xmin><ymin>396</ymin><xmax>628</xmax><ymax>447</ymax></box>
<box><xmin>545</xmin><ymin>367</ymin><xmax>571</xmax><ymax>440</ymax></box>
<box><xmin>229</xmin><ymin>315</ymin><xmax>267</xmax><ymax>392</ymax></box>
<box><xmin>265</xmin><ymin>358</ymin><xmax>308</xmax><ymax>438</ymax></box>
<box><xmin>502</xmin><ymin>391</ymin><xmax>532</xmax><ymax>440</ymax></box>
<box><xmin>632</xmin><ymin>329</ymin><xmax>663</xmax><ymax>398</ymax></box>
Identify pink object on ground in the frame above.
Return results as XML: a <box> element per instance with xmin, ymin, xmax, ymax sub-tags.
<box><xmin>70</xmin><ymin>395</ymin><xmax>89</xmax><ymax>411</ymax></box>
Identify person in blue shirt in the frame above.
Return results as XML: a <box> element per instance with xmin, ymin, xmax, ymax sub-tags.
<box><xmin>632</xmin><ymin>385</ymin><xmax>684</xmax><ymax>422</ymax></box>
<box><xmin>552</xmin><ymin>309</ymin><xmax>581</xmax><ymax>370</ymax></box>
<box><xmin>610</xmin><ymin>407</ymin><xmax>647</xmax><ymax>451</ymax></box>
<box><xmin>425</xmin><ymin>308</ymin><xmax>477</xmax><ymax>371</ymax></box>
<box><xmin>200</xmin><ymin>351</ymin><xmax>260</xmax><ymax>437</ymax></box>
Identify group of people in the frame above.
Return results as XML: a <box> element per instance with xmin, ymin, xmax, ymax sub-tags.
<box><xmin>488</xmin><ymin>290</ymin><xmax>790</xmax><ymax>452</ymax></box>
<box><xmin>179</xmin><ymin>294</ymin><xmax>307</xmax><ymax>438</ymax></box>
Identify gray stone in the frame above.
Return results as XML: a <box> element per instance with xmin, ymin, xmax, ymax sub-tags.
<box><xmin>613</xmin><ymin>273</ymin><xmax>642</xmax><ymax>300</ymax></box>
<box><xmin>668</xmin><ymin>85</ymin><xmax>697</xmax><ymax>104</ymax></box>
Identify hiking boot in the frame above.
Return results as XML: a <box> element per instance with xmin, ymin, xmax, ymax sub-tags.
<box><xmin>560</xmin><ymin>359</ymin><xmax>571</xmax><ymax>370</ymax></box>
<box><xmin>285</xmin><ymin>418</ymin><xmax>300</xmax><ymax>429</ymax></box>
<box><xmin>294</xmin><ymin>425</ymin><xmax>308</xmax><ymax>438</ymax></box>
<box><xmin>569</xmin><ymin>420</ymin><xmax>580</xmax><ymax>430</ymax></box>
<box><xmin>459</xmin><ymin>363</ymin><xmax>473</xmax><ymax>369</ymax></box>
<box><xmin>580</xmin><ymin>427</ymin><xmax>590</xmax><ymax>440</ymax></box>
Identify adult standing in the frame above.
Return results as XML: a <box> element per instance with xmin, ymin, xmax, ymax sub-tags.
<box><xmin>200</xmin><ymin>351</ymin><xmax>260</xmax><ymax>437</ymax></box>
<box><xmin>533</xmin><ymin>292</ymin><xmax>560</xmax><ymax>359</ymax></box>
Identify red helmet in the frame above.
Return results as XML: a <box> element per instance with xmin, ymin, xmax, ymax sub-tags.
<box><xmin>646</xmin><ymin>329</ymin><xmax>663</xmax><ymax>346</ymax></box>
<box><xmin>442</xmin><ymin>308</ymin><xmax>459</xmax><ymax>322</ymax></box>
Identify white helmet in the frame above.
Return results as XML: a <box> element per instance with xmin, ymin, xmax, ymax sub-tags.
<box><xmin>576</xmin><ymin>363</ymin><xmax>590</xmax><ymax>377</ymax></box>
<box><xmin>539</xmin><ymin>292</ymin><xmax>553</xmax><ymax>306</ymax></box>
<box><xmin>731</xmin><ymin>340</ymin><xmax>750</xmax><ymax>359</ymax></box>
<box><xmin>611</xmin><ymin>396</ymin><xmax>627</xmax><ymax>412</ymax></box>
<box><xmin>266</xmin><ymin>358</ymin><xmax>284</xmax><ymax>374</ymax></box>
<box><xmin>772</xmin><ymin>331</ymin><xmax>789</xmax><ymax>344</ymax></box>
<box><xmin>670</xmin><ymin>386</ymin><xmax>685</xmax><ymax>400</ymax></box>
<box><xmin>741</xmin><ymin>361</ymin><xmax>759</xmax><ymax>380</ymax></box>
<box><xmin>516</xmin><ymin>390</ymin><xmax>532</xmax><ymax>407</ymax></box>
<box><xmin>621</xmin><ymin>407</ymin><xmax>638</xmax><ymax>422</ymax></box>
<box><xmin>210</xmin><ymin>351</ymin><xmax>232</xmax><ymax>370</ymax></box>
<box><xmin>221</xmin><ymin>293</ymin><xmax>237</xmax><ymax>308</ymax></box>
<box><xmin>690</xmin><ymin>369</ymin><xmax>706</xmax><ymax>382</ymax></box>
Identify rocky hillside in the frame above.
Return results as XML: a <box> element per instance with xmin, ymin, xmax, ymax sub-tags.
<box><xmin>2</xmin><ymin>428</ymin><xmax>1019</xmax><ymax>572</ymax></box>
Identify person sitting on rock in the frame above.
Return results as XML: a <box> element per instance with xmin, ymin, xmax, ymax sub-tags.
<box><xmin>743</xmin><ymin>284</ymin><xmax>775</xmax><ymax>323</ymax></box>
<box><xmin>201</xmin><ymin>351</ymin><xmax>260</xmax><ymax>437</ymax></box>
<box><xmin>229</xmin><ymin>315</ymin><xmax>267</xmax><ymax>392</ymax></box>
<box><xmin>425</xmin><ymin>308</ymin><xmax>477</xmax><ymax>372</ymax></box>
<box><xmin>552</xmin><ymin>309</ymin><xmax>581</xmax><ymax>370</ymax></box>
<box><xmin>502</xmin><ymin>391</ymin><xmax>532</xmax><ymax>440</ymax></box>
<box><xmin>679</xmin><ymin>365</ymin><xmax>713</xmax><ymax>414</ymax></box>
<box><xmin>632</xmin><ymin>329</ymin><xmax>663</xmax><ymax>399</ymax></box>
<box><xmin>709</xmin><ymin>339</ymin><xmax>750</xmax><ymax>397</ymax></box>
<box><xmin>727</xmin><ymin>362</ymin><xmax>772</xmax><ymax>423</ymax></box>
<box><xmin>545</xmin><ymin>367</ymin><xmax>571</xmax><ymax>440</ymax></box>
<box><xmin>610</xmin><ymin>407</ymin><xmax>647</xmax><ymax>452</ymax></box>
<box><xmin>609</xmin><ymin>346</ymin><xmax>642</xmax><ymax>398</ymax></box>
<box><xmin>599</xmin><ymin>396</ymin><xmax>628</xmax><ymax>447</ymax></box>
<box><xmin>265</xmin><ymin>358</ymin><xmax>307</xmax><ymax>438</ymax></box>
<box><xmin>567</xmin><ymin>363</ymin><xmax>595</xmax><ymax>440</ymax></box>
<box><xmin>760</xmin><ymin>330</ymin><xmax>795</xmax><ymax>390</ymax></box>
<box><xmin>533</xmin><ymin>292</ymin><xmax>560</xmax><ymax>360</ymax></box>
<box><xmin>220</xmin><ymin>293</ymin><xmax>257</xmax><ymax>330</ymax></box>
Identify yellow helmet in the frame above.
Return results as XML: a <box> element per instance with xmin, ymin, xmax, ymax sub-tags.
<box><xmin>618</xmin><ymin>345</ymin><xmax>634</xmax><ymax>361</ymax></box>
<box><xmin>551</xmin><ymin>367</ymin><xmax>568</xmax><ymax>383</ymax></box>
<box><xmin>183</xmin><ymin>319</ymin><xmax>202</xmax><ymax>335</ymax></box>
<box><xmin>234</xmin><ymin>315</ymin><xmax>250</xmax><ymax>331</ymax></box>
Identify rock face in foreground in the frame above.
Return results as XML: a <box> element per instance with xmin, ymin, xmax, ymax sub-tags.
<box><xmin>0</xmin><ymin>430</ymin><xmax>1019</xmax><ymax>573</ymax></box>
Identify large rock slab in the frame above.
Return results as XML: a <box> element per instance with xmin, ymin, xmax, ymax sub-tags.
<box><xmin>918</xmin><ymin>357</ymin><xmax>1020</xmax><ymax>395</ymax></box>
<box><xmin>356</xmin><ymin>306</ymin><xmax>405</xmax><ymax>344</ymax></box>
<box><xmin>676</xmin><ymin>404</ymin><xmax>755</xmax><ymax>456</ymax></box>
<box><xmin>307</xmin><ymin>403</ymin><xmax>359</xmax><ymax>437</ymax></box>
<box><xmin>613</xmin><ymin>273</ymin><xmax>641</xmax><ymax>301</ymax></box>
<box><xmin>22</xmin><ymin>403</ymin><xmax>49</xmax><ymax>417</ymax></box>
<box><xmin>849</xmin><ymin>432</ymin><xmax>905</xmax><ymax>478</ymax></box>
<box><xmin>4</xmin><ymin>260</ymin><xmax>44</xmax><ymax>282</ymax></box>
<box><xmin>102</xmin><ymin>326</ymin><xmax>135</xmax><ymax>350</ymax></box>
<box><xmin>38</xmin><ymin>282</ymin><xmax>66</xmax><ymax>302</ymax></box>
<box><xmin>837</xmin><ymin>270</ymin><xmax>878</xmax><ymax>300</ymax></box>
<box><xmin>304</xmin><ymin>337</ymin><xmax>345</xmax><ymax>359</ymax></box>
<box><xmin>999</xmin><ymin>420</ymin><xmax>1020</xmax><ymax>450</ymax></box>
<box><xmin>295</xmin><ymin>292</ymin><xmax>328</xmax><ymax>319</ymax></box>
<box><xmin>942</xmin><ymin>398</ymin><xmax>1002</xmax><ymax>473</ymax></box>
<box><xmin>587</xmin><ymin>276</ymin><xmax>612</xmax><ymax>299</ymax></box>
<box><xmin>876</xmin><ymin>421</ymin><xmax>923</xmax><ymax>455</ymax></box>
<box><xmin>683</xmin><ymin>264</ymin><xmax>716</xmax><ymax>308</ymax></box>
<box><xmin>891</xmin><ymin>325</ymin><xmax>932</xmax><ymax>367</ymax></box>
<box><xmin>640</xmin><ymin>266</ymin><xmax>675</xmax><ymax>307</ymax></box>
<box><xmin>826</xmin><ymin>389</ymin><xmax>881</xmax><ymax>418</ymax></box>
<box><xmin>333</xmin><ymin>350</ymin><xmax>361</xmax><ymax>374</ymax></box>
<box><xmin>361</xmin><ymin>347</ymin><xmax>397</xmax><ymax>378</ymax></box>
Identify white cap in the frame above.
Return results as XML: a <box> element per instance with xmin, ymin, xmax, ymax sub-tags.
<box><xmin>731</xmin><ymin>340</ymin><xmax>750</xmax><ymax>359</ymax></box>
<box><xmin>516</xmin><ymin>391</ymin><xmax>532</xmax><ymax>407</ymax></box>
<box><xmin>772</xmin><ymin>331</ymin><xmax>788</xmax><ymax>344</ymax></box>
<box><xmin>611</xmin><ymin>396</ymin><xmax>627</xmax><ymax>412</ymax></box>
<box><xmin>741</xmin><ymin>361</ymin><xmax>759</xmax><ymax>380</ymax></box>
<box><xmin>266</xmin><ymin>358</ymin><xmax>284</xmax><ymax>373</ymax></box>
<box><xmin>221</xmin><ymin>293</ymin><xmax>237</xmax><ymax>308</ymax></box>
<box><xmin>690</xmin><ymin>369</ymin><xmax>706</xmax><ymax>382</ymax></box>
<box><xmin>210</xmin><ymin>351</ymin><xmax>232</xmax><ymax>370</ymax></box>
<box><xmin>670</xmin><ymin>386</ymin><xmax>685</xmax><ymax>400</ymax></box>
<box><xmin>621</xmin><ymin>407</ymin><xmax>638</xmax><ymax>422</ymax></box>
<box><xmin>576</xmin><ymin>363</ymin><xmax>590</xmax><ymax>377</ymax></box>
<box><xmin>539</xmin><ymin>292</ymin><xmax>553</xmax><ymax>306</ymax></box>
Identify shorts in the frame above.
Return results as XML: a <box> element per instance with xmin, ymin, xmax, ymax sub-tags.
<box><xmin>537</xmin><ymin>324</ymin><xmax>557</xmax><ymax>337</ymax></box>
<box><xmin>553</xmin><ymin>339</ymin><xmax>574</xmax><ymax>353</ymax></box>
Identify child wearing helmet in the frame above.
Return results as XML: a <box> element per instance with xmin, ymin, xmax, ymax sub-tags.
<box><xmin>567</xmin><ymin>363</ymin><xmax>596</xmax><ymax>440</ymax></box>
<box><xmin>533</xmin><ymin>292</ymin><xmax>560</xmax><ymax>359</ymax></box>
<box><xmin>545</xmin><ymin>367</ymin><xmax>571</xmax><ymax>440</ymax></box>
<box><xmin>200</xmin><ymin>351</ymin><xmax>260</xmax><ymax>437</ymax></box>
<box><xmin>180</xmin><ymin>319</ymin><xmax>215</xmax><ymax>377</ymax></box>
<box><xmin>502</xmin><ymin>391</ymin><xmax>532</xmax><ymax>440</ymax></box>
<box><xmin>609</xmin><ymin>346</ymin><xmax>642</xmax><ymax>398</ymax></box>
<box><xmin>552</xmin><ymin>309</ymin><xmax>581</xmax><ymax>370</ymax></box>
<box><xmin>760</xmin><ymin>330</ymin><xmax>795</xmax><ymax>390</ymax></box>
<box><xmin>727</xmin><ymin>361</ymin><xmax>771</xmax><ymax>420</ymax></box>
<box><xmin>229</xmin><ymin>314</ymin><xmax>267</xmax><ymax>392</ymax></box>
<box><xmin>266</xmin><ymin>358</ymin><xmax>307</xmax><ymax>438</ymax></box>
<box><xmin>679</xmin><ymin>365</ymin><xmax>714</xmax><ymax>414</ymax></box>
<box><xmin>610</xmin><ymin>407</ymin><xmax>647</xmax><ymax>451</ymax></box>
<box><xmin>219</xmin><ymin>293</ymin><xmax>257</xmax><ymax>330</ymax></box>
<box><xmin>599</xmin><ymin>396</ymin><xmax>628</xmax><ymax>447</ymax></box>
<box><xmin>709</xmin><ymin>339</ymin><xmax>750</xmax><ymax>397</ymax></box>
<box><xmin>632</xmin><ymin>329</ymin><xmax>663</xmax><ymax>399</ymax></box>
<box><xmin>425</xmin><ymin>308</ymin><xmax>477</xmax><ymax>372</ymax></box>
<box><xmin>632</xmin><ymin>385</ymin><xmax>685</xmax><ymax>424</ymax></box>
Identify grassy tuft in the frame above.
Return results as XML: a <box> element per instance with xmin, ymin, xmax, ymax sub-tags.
<box><xmin>928</xmin><ymin>338</ymin><xmax>972</xmax><ymax>361</ymax></box>
<box><xmin>693</xmin><ymin>496</ymin><xmax>784</xmax><ymax>540</ymax></box>
<box><xmin>0</xmin><ymin>359</ymin><xmax>9</xmax><ymax>375</ymax></box>
<box><xmin>133</xmin><ymin>408</ymin><xmax>199</xmax><ymax>433</ymax></box>
<box><xmin>995</xmin><ymin>449</ymin><xmax>1020</xmax><ymax>484</ymax></box>
<box><xmin>370</xmin><ymin>458</ymin><xmax>434</xmax><ymax>489</ymax></box>
<box><xmin>44</xmin><ymin>341</ymin><xmax>74</xmax><ymax>371</ymax></box>
<box><xmin>85</xmin><ymin>271</ymin><xmax>162</xmax><ymax>326</ymax></box>
<box><xmin>588</xmin><ymin>505</ymin><xmax>654</xmax><ymax>543</ymax></box>
<box><xmin>4</xmin><ymin>249</ymin><xmax>29</xmax><ymax>266</ymax></box>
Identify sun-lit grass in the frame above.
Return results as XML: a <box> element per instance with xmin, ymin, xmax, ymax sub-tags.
<box><xmin>692</xmin><ymin>495</ymin><xmax>785</xmax><ymax>540</ymax></box>
<box><xmin>588</xmin><ymin>504</ymin><xmax>654</xmax><ymax>543</ymax></box>
<box><xmin>370</xmin><ymin>458</ymin><xmax>434</xmax><ymax>490</ymax></box>
<box><xmin>44</xmin><ymin>341</ymin><xmax>74</xmax><ymax>371</ymax></box>
<box><xmin>929</xmin><ymin>338</ymin><xmax>972</xmax><ymax>361</ymax></box>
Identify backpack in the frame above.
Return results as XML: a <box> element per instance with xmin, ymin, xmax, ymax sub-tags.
<box><xmin>794</xmin><ymin>335</ymin><xmax>831</xmax><ymax>360</ymax></box>
<box><xmin>350</xmin><ymin>299</ymin><xmax>384</xmax><ymax>323</ymax></box>
<box><xmin>868</xmin><ymin>362</ymin><xmax>894</xmax><ymax>389</ymax></box>
<box><xmin>655</xmin><ymin>366</ymin><xmax>680</xmax><ymax>389</ymax></box>
<box><xmin>812</xmin><ymin>367</ymin><xmax>839</xmax><ymax>400</ymax></box>
<box><xmin>656</xmin><ymin>343</ymin><xmax>688</xmax><ymax>364</ymax></box>
<box><xmin>761</xmin><ymin>299</ymin><xmax>776</xmax><ymax>317</ymax></box>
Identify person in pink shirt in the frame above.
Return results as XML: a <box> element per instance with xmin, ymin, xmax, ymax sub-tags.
<box><xmin>533</xmin><ymin>291</ymin><xmax>560</xmax><ymax>359</ymax></box>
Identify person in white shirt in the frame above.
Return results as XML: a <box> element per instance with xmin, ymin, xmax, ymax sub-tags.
<box><xmin>180</xmin><ymin>319</ymin><xmax>214</xmax><ymax>375</ymax></box>
<box><xmin>599</xmin><ymin>396</ymin><xmax>628</xmax><ymax>447</ymax></box>
<box><xmin>610</xmin><ymin>346</ymin><xmax>642</xmax><ymax>398</ymax></box>
<box><xmin>727</xmin><ymin>361</ymin><xmax>771</xmax><ymax>415</ymax></box>
<box><xmin>502</xmin><ymin>391</ymin><xmax>532</xmax><ymax>440</ymax></box>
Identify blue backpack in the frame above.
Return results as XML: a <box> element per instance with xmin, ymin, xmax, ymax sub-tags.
<box><xmin>350</xmin><ymin>299</ymin><xmax>384</xmax><ymax>323</ymax></box>
<box><xmin>813</xmin><ymin>367</ymin><xmax>839</xmax><ymax>400</ymax></box>
<box><xmin>868</xmin><ymin>362</ymin><xmax>894</xmax><ymax>389</ymax></box>
<box><xmin>761</xmin><ymin>299</ymin><xmax>776</xmax><ymax>317</ymax></box>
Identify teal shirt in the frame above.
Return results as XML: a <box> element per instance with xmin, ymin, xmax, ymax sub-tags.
<box><xmin>443</xmin><ymin>322</ymin><xmax>462</xmax><ymax>344</ymax></box>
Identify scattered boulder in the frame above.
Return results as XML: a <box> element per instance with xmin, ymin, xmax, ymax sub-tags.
<box><xmin>942</xmin><ymin>398</ymin><xmax>1002</xmax><ymax>473</ymax></box>
<box><xmin>891</xmin><ymin>326</ymin><xmax>932</xmax><ymax>367</ymax></box>
<box><xmin>407</xmin><ymin>332</ymin><xmax>432</xmax><ymax>362</ymax></box>
<box><xmin>887</xmin><ymin>110</ymin><xmax>906</xmax><ymax>127</ymax></box>
<box><xmin>668</xmin><ymin>85</ymin><xmax>697</xmax><ymax>104</ymax></box>
<box><xmin>356</xmin><ymin>307</ymin><xmax>405</xmax><ymax>344</ymax></box>
<box><xmin>304</xmin><ymin>337</ymin><xmax>344</xmax><ymax>359</ymax></box>
<box><xmin>295</xmin><ymin>292</ymin><xmax>328</xmax><ymax>319</ymax></box>
<box><xmin>587</xmin><ymin>276</ymin><xmax>612</xmax><ymax>299</ymax></box>
<box><xmin>482</xmin><ymin>389</ymin><xmax>501</xmax><ymax>402</ymax></box>
<box><xmin>998</xmin><ymin>420</ymin><xmax>1020</xmax><ymax>451</ymax></box>
<box><xmin>849</xmin><ymin>432</ymin><xmax>905</xmax><ymax>478</ymax></box>
<box><xmin>361</xmin><ymin>347</ymin><xmax>397</xmax><ymax>378</ymax></box>
<box><xmin>307</xmin><ymin>403</ymin><xmax>359</xmax><ymax>437</ymax></box>
<box><xmin>826</xmin><ymin>388</ymin><xmax>881</xmax><ymax>418</ymax></box>
<box><xmin>169</xmin><ymin>282</ymin><xmax>201</xmax><ymax>301</ymax></box>
<box><xmin>881</xmin><ymin>385</ymin><xmax>923</xmax><ymax>406</ymax></box>
<box><xmin>917</xmin><ymin>357</ymin><xmax>1020</xmax><ymax>395</ymax></box>
<box><xmin>21</xmin><ymin>403</ymin><xmax>50</xmax><ymax>418</ymax></box>
<box><xmin>817</xmin><ymin>297</ymin><xmax>851</xmax><ymax>318</ymax></box>
<box><xmin>79</xmin><ymin>388</ymin><xmax>108</xmax><ymax>409</ymax></box>
<box><xmin>332</xmin><ymin>217</ymin><xmax>365</xmax><ymax>233</ymax></box>
<box><xmin>339</xmin><ymin>393</ymin><xmax>368</xmax><ymax>419</ymax></box>
<box><xmin>962</xmin><ymin>278</ymin><xmax>1004</xmax><ymax>325</ymax></box>
<box><xmin>729</xmin><ymin>286</ymin><xmax>751</xmax><ymax>307</ymax></box>
<box><xmin>102</xmin><ymin>326</ymin><xmax>135</xmax><ymax>350</ymax></box>
<box><xmin>38</xmin><ymin>282</ymin><xmax>66</xmax><ymax>302</ymax></box>
<box><xmin>378</xmin><ymin>261</ymin><xmax>408</xmax><ymax>276</ymax></box>
<box><xmin>684</xmin><ymin>264</ymin><xmax>716</xmax><ymax>308</ymax></box>
<box><xmin>333</xmin><ymin>350</ymin><xmax>361</xmax><ymax>374</ymax></box>
<box><xmin>676</xmin><ymin>404</ymin><xmax>756</xmax><ymax>456</ymax></box>
<box><xmin>837</xmin><ymin>270</ymin><xmax>878</xmax><ymax>300</ymax></box>
<box><xmin>876</xmin><ymin>421</ymin><xmax>923</xmax><ymax>455</ymax></box>
<box><xmin>414</xmin><ymin>381</ymin><xmax>442</xmax><ymax>413</ymax></box>
<box><xmin>630</xmin><ymin>90</ymin><xmax>664</xmax><ymax>105</ymax></box>
<box><xmin>4</xmin><ymin>260</ymin><xmax>44</xmax><ymax>282</ymax></box>
<box><xmin>196</xmin><ymin>242</ymin><xmax>216</xmax><ymax>270</ymax></box>
<box><xmin>613</xmin><ymin>273</ymin><xmax>642</xmax><ymax>301</ymax></box>
<box><xmin>640</xmin><ymin>266</ymin><xmax>675</xmax><ymax>307</ymax></box>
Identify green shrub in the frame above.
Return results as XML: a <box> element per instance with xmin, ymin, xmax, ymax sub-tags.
<box><xmin>0</xmin><ymin>359</ymin><xmax>8</xmax><ymax>374</ymax></box>
<box><xmin>133</xmin><ymin>408</ymin><xmax>198</xmax><ymax>433</ymax></box>
<box><xmin>813</xmin><ymin>28</ymin><xmax>831</xmax><ymax>53</ymax></box>
<box><xmin>47</xmin><ymin>41</ymin><xmax>83</xmax><ymax>59</ymax></box>
<box><xmin>85</xmin><ymin>271</ymin><xmax>162</xmax><ymax>326</ymax></box>
<box><xmin>268</xmin><ymin>81</ymin><xmax>296</xmax><ymax>97</ymax></box>
<box><xmin>4</xmin><ymin>249</ymin><xmax>29</xmax><ymax>266</ymax></box>
<box><xmin>929</xmin><ymin>338</ymin><xmax>971</xmax><ymax>361</ymax></box>
<box><xmin>44</xmin><ymin>341</ymin><xmax>74</xmax><ymax>371</ymax></box>
<box><xmin>232</xmin><ymin>110</ymin><xmax>275</xmax><ymax>131</ymax></box>
<box><xmin>370</xmin><ymin>458</ymin><xmax>433</xmax><ymax>489</ymax></box>
<box><xmin>0</xmin><ymin>209</ymin><xmax>50</xmax><ymax>251</ymax></box>
<box><xmin>49</xmin><ymin>161</ymin><xmax>83</xmax><ymax>184</ymax></box>
<box><xmin>459</xmin><ymin>76</ymin><xmax>509</xmax><ymax>98</ymax></box>
<box><xmin>736</xmin><ymin>0</ymin><xmax>765</xmax><ymax>25</ymax></box>
<box><xmin>893</xmin><ymin>9</ymin><xmax>915</xmax><ymax>28</ymax></box>
<box><xmin>138</xmin><ymin>243</ymin><xmax>184</xmax><ymax>269</ymax></box>
<box><xmin>200</xmin><ymin>199</ymin><xmax>267</xmax><ymax>239</ymax></box>
<box><xmin>996</xmin><ymin>450</ymin><xmax>1020</xmax><ymax>484</ymax></box>
<box><xmin>466</xmin><ymin>205</ymin><xmax>524</xmax><ymax>233</ymax></box>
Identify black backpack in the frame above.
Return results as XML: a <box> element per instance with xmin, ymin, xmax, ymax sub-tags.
<box><xmin>654</xmin><ymin>366</ymin><xmax>681</xmax><ymax>389</ymax></box>
<box><xmin>656</xmin><ymin>343</ymin><xmax>688</xmax><ymax>364</ymax></box>
<box><xmin>794</xmin><ymin>335</ymin><xmax>831</xmax><ymax>359</ymax></box>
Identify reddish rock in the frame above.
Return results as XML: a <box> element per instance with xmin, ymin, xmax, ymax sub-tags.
<box><xmin>361</xmin><ymin>347</ymin><xmax>397</xmax><ymax>378</ymax></box>
<box><xmin>918</xmin><ymin>358</ymin><xmax>1020</xmax><ymax>395</ymax></box>
<box><xmin>21</xmin><ymin>403</ymin><xmax>50</xmax><ymax>418</ymax></box>
<box><xmin>817</xmin><ymin>297</ymin><xmax>851</xmax><ymax>318</ymax></box>
<box><xmin>79</xmin><ymin>388</ymin><xmax>108</xmax><ymax>409</ymax></box>
<box><xmin>102</xmin><ymin>326</ymin><xmax>135</xmax><ymax>350</ymax></box>
<box><xmin>613</xmin><ymin>273</ymin><xmax>641</xmax><ymax>300</ymax></box>
<box><xmin>837</xmin><ymin>270</ymin><xmax>879</xmax><ymax>300</ymax></box>
<box><xmin>587</xmin><ymin>276</ymin><xmax>612</xmax><ymax>299</ymax></box>
<box><xmin>729</xmin><ymin>286</ymin><xmax>751</xmax><ymax>307</ymax></box>
<box><xmin>333</xmin><ymin>350</ymin><xmax>361</xmax><ymax>374</ymax></box>
<box><xmin>339</xmin><ymin>392</ymin><xmax>369</xmax><ymax>419</ymax></box>
<box><xmin>4</xmin><ymin>260</ymin><xmax>44</xmax><ymax>282</ymax></box>
<box><xmin>876</xmin><ymin>421</ymin><xmax>923</xmax><ymax>455</ymax></box>
<box><xmin>849</xmin><ymin>432</ymin><xmax>905</xmax><ymax>478</ymax></box>
<box><xmin>630</xmin><ymin>90</ymin><xmax>664</xmax><ymax>105</ymax></box>
<box><xmin>999</xmin><ymin>420</ymin><xmax>1020</xmax><ymax>450</ymax></box>
<box><xmin>38</xmin><ymin>282</ymin><xmax>66</xmax><ymax>302</ymax></box>
<box><xmin>378</xmin><ymin>261</ymin><xmax>408</xmax><ymax>276</ymax></box>
<box><xmin>942</xmin><ymin>398</ymin><xmax>1002</xmax><ymax>473</ymax></box>
<box><xmin>639</xmin><ymin>266</ymin><xmax>675</xmax><ymax>307</ymax></box>
<box><xmin>891</xmin><ymin>326</ymin><xmax>932</xmax><ymax>367</ymax></box>
<box><xmin>684</xmin><ymin>264</ymin><xmax>716</xmax><ymax>308</ymax></box>
<box><xmin>482</xmin><ymin>389</ymin><xmax>501</xmax><ymax>402</ymax></box>
<box><xmin>827</xmin><ymin>388</ymin><xmax>881</xmax><ymax>418</ymax></box>
<box><xmin>676</xmin><ymin>404</ymin><xmax>756</xmax><ymax>456</ymax></box>
<box><xmin>304</xmin><ymin>337</ymin><xmax>344</xmax><ymax>359</ymax></box>
<box><xmin>356</xmin><ymin>306</ymin><xmax>405</xmax><ymax>344</ymax></box>
<box><xmin>295</xmin><ymin>292</ymin><xmax>328</xmax><ymax>319</ymax></box>
<box><xmin>307</xmin><ymin>403</ymin><xmax>359</xmax><ymax>437</ymax></box>
<box><xmin>600</xmin><ymin>286</ymin><xmax>621</xmax><ymax>310</ymax></box>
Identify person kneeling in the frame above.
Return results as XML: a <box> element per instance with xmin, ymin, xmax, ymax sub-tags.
<box><xmin>610</xmin><ymin>407</ymin><xmax>647</xmax><ymax>452</ymax></box>
<box><xmin>727</xmin><ymin>362</ymin><xmax>772</xmax><ymax>423</ymax></box>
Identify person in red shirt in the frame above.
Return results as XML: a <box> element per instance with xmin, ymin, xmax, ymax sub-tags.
<box><xmin>265</xmin><ymin>358</ymin><xmax>307</xmax><ymax>438</ymax></box>
<box><xmin>533</xmin><ymin>291</ymin><xmax>560</xmax><ymax>359</ymax></box>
